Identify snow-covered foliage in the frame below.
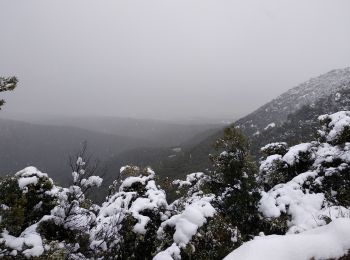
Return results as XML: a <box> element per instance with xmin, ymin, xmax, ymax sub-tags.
<box><xmin>0</xmin><ymin>76</ymin><xmax>18</xmax><ymax>109</ymax></box>
<box><xmin>92</xmin><ymin>166</ymin><xmax>224</xmax><ymax>259</ymax></box>
<box><xmin>172</xmin><ymin>172</ymin><xmax>204</xmax><ymax>188</ymax></box>
<box><xmin>156</xmin><ymin>193</ymin><xmax>216</xmax><ymax>253</ymax></box>
<box><xmin>258</xmin><ymin>111</ymin><xmax>350</xmax><ymax>236</ymax></box>
<box><xmin>260</xmin><ymin>142</ymin><xmax>288</xmax><ymax>157</ymax></box>
<box><xmin>0</xmin><ymin>149</ymin><xmax>104</xmax><ymax>259</ymax></box>
<box><xmin>157</xmin><ymin>169</ymin><xmax>239</xmax><ymax>260</ymax></box>
<box><xmin>91</xmin><ymin>166</ymin><xmax>168</xmax><ymax>258</ymax></box>
<box><xmin>318</xmin><ymin>110</ymin><xmax>350</xmax><ymax>144</ymax></box>
<box><xmin>228</xmin><ymin>110</ymin><xmax>350</xmax><ymax>260</ymax></box>
<box><xmin>50</xmin><ymin>156</ymin><xmax>102</xmax><ymax>231</ymax></box>
<box><xmin>1</xmin><ymin>222</ymin><xmax>45</xmax><ymax>258</ymax></box>
<box><xmin>0</xmin><ymin>167</ymin><xmax>58</xmax><ymax>258</ymax></box>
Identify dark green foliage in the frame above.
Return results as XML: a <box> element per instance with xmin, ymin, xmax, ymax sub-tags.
<box><xmin>258</xmin><ymin>156</ymin><xmax>289</xmax><ymax>190</ymax></box>
<box><xmin>259</xmin><ymin>213</ymin><xmax>289</xmax><ymax>236</ymax></box>
<box><xmin>180</xmin><ymin>215</ymin><xmax>241</xmax><ymax>260</ymax></box>
<box><xmin>210</xmin><ymin>126</ymin><xmax>253</xmax><ymax>186</ymax></box>
<box><xmin>334</xmin><ymin>125</ymin><xmax>350</xmax><ymax>145</ymax></box>
<box><xmin>38</xmin><ymin>219</ymin><xmax>91</xmax><ymax>257</ymax></box>
<box><xmin>287</xmin><ymin>148</ymin><xmax>315</xmax><ymax>178</ymax></box>
<box><xmin>318</xmin><ymin>164</ymin><xmax>350</xmax><ymax>206</ymax></box>
<box><xmin>207</xmin><ymin>126</ymin><xmax>262</xmax><ymax>241</ymax></box>
<box><xmin>117</xmin><ymin>211</ymin><xmax>163</xmax><ymax>260</ymax></box>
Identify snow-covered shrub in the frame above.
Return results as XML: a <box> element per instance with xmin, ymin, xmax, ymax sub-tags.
<box><xmin>155</xmin><ymin>194</ymin><xmax>217</xmax><ymax>259</ymax></box>
<box><xmin>258</xmin><ymin>154</ymin><xmax>289</xmax><ymax>190</ymax></box>
<box><xmin>156</xmin><ymin>173</ymin><xmax>238</xmax><ymax>260</ymax></box>
<box><xmin>91</xmin><ymin>166</ymin><xmax>168</xmax><ymax>259</ymax></box>
<box><xmin>258</xmin><ymin>142</ymin><xmax>318</xmax><ymax>191</ymax></box>
<box><xmin>259</xmin><ymin>110</ymin><xmax>350</xmax><ymax>234</ymax></box>
<box><xmin>318</xmin><ymin>111</ymin><xmax>350</xmax><ymax>145</ymax></box>
<box><xmin>0</xmin><ymin>167</ymin><xmax>56</xmax><ymax>237</ymax></box>
<box><xmin>38</xmin><ymin>151</ymin><xmax>103</xmax><ymax>259</ymax></box>
<box><xmin>0</xmin><ymin>167</ymin><xmax>58</xmax><ymax>258</ymax></box>
<box><xmin>260</xmin><ymin>142</ymin><xmax>289</xmax><ymax>157</ymax></box>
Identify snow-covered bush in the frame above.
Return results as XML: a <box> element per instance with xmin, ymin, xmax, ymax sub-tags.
<box><xmin>258</xmin><ymin>154</ymin><xmax>289</xmax><ymax>190</ymax></box>
<box><xmin>38</xmin><ymin>148</ymin><xmax>103</xmax><ymax>259</ymax></box>
<box><xmin>260</xmin><ymin>142</ymin><xmax>289</xmax><ymax>157</ymax></box>
<box><xmin>91</xmin><ymin>166</ymin><xmax>168</xmax><ymax>259</ymax></box>
<box><xmin>318</xmin><ymin>111</ymin><xmax>350</xmax><ymax>145</ymax></box>
<box><xmin>0</xmin><ymin>167</ymin><xmax>56</xmax><ymax>237</ymax></box>
<box><xmin>258</xmin><ymin>110</ymin><xmax>350</xmax><ymax>234</ymax></box>
<box><xmin>0</xmin><ymin>167</ymin><xmax>58</xmax><ymax>258</ymax></box>
<box><xmin>258</xmin><ymin>142</ymin><xmax>318</xmax><ymax>191</ymax></box>
<box><xmin>156</xmin><ymin>172</ymin><xmax>239</xmax><ymax>260</ymax></box>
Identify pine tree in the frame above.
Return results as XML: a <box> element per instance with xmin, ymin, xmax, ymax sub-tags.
<box><xmin>0</xmin><ymin>76</ymin><xmax>18</xmax><ymax>109</ymax></box>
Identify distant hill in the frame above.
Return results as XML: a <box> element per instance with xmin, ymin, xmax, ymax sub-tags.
<box><xmin>249</xmin><ymin>85</ymin><xmax>350</xmax><ymax>157</ymax></box>
<box><xmin>236</xmin><ymin>67</ymin><xmax>350</xmax><ymax>137</ymax></box>
<box><xmin>0</xmin><ymin>117</ymin><xmax>223</xmax><ymax>187</ymax></box>
<box><xmin>0</xmin><ymin>118</ymin><xmax>153</xmax><ymax>184</ymax></box>
<box><xmin>12</xmin><ymin>115</ymin><xmax>226</xmax><ymax>147</ymax></box>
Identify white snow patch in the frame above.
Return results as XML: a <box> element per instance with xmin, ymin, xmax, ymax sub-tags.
<box><xmin>157</xmin><ymin>196</ymin><xmax>215</xmax><ymax>247</ymax></box>
<box><xmin>264</xmin><ymin>122</ymin><xmax>276</xmax><ymax>130</ymax></box>
<box><xmin>224</xmin><ymin>218</ymin><xmax>350</xmax><ymax>260</ymax></box>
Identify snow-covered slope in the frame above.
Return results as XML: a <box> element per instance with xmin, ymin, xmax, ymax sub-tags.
<box><xmin>236</xmin><ymin>67</ymin><xmax>350</xmax><ymax>136</ymax></box>
<box><xmin>224</xmin><ymin>218</ymin><xmax>350</xmax><ymax>260</ymax></box>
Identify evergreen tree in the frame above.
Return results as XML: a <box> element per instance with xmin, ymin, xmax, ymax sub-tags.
<box><xmin>208</xmin><ymin>126</ymin><xmax>262</xmax><ymax>241</ymax></box>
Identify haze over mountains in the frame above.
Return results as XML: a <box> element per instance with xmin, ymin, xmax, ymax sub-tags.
<box><xmin>1</xmin><ymin>67</ymin><xmax>350</xmax><ymax>192</ymax></box>
<box><xmin>0</xmin><ymin>116</ymin><xmax>225</xmax><ymax>185</ymax></box>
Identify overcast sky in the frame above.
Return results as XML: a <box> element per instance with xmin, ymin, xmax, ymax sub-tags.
<box><xmin>0</xmin><ymin>0</ymin><xmax>350</xmax><ymax>120</ymax></box>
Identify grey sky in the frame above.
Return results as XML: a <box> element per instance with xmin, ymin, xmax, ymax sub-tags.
<box><xmin>1</xmin><ymin>0</ymin><xmax>349</xmax><ymax>120</ymax></box>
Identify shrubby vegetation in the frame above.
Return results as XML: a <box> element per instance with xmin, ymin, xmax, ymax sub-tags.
<box><xmin>0</xmin><ymin>110</ymin><xmax>350</xmax><ymax>259</ymax></box>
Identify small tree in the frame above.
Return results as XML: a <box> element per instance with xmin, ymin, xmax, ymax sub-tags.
<box><xmin>207</xmin><ymin>126</ymin><xmax>262</xmax><ymax>241</ymax></box>
<box><xmin>0</xmin><ymin>76</ymin><xmax>18</xmax><ymax>109</ymax></box>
